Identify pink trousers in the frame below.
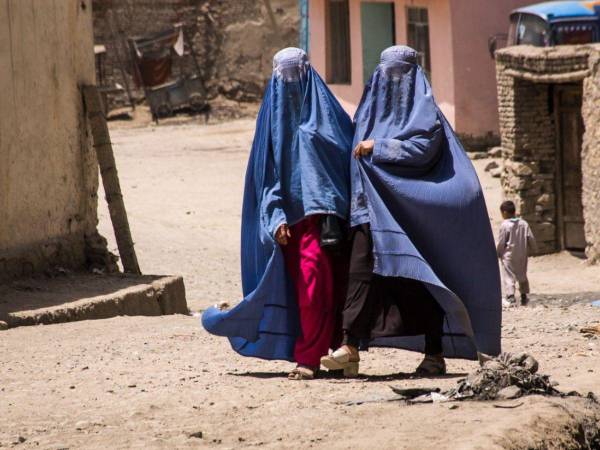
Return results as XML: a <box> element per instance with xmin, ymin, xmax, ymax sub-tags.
<box><xmin>282</xmin><ymin>216</ymin><xmax>346</xmax><ymax>367</ymax></box>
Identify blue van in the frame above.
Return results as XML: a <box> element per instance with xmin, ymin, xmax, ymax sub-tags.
<box><xmin>509</xmin><ymin>1</ymin><xmax>600</xmax><ymax>46</ymax></box>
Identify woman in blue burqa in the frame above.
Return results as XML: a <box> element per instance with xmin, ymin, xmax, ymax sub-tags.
<box><xmin>202</xmin><ymin>48</ymin><xmax>353</xmax><ymax>380</ymax></box>
<box><xmin>321</xmin><ymin>46</ymin><xmax>502</xmax><ymax>377</ymax></box>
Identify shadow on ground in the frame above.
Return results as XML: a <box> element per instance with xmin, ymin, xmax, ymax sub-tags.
<box><xmin>0</xmin><ymin>272</ymin><xmax>165</xmax><ymax>317</ymax></box>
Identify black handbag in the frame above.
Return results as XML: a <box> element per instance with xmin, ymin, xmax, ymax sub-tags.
<box><xmin>319</xmin><ymin>215</ymin><xmax>344</xmax><ymax>249</ymax></box>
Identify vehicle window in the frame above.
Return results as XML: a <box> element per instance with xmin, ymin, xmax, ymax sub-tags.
<box><xmin>516</xmin><ymin>14</ymin><xmax>549</xmax><ymax>46</ymax></box>
<box><xmin>508</xmin><ymin>15</ymin><xmax>519</xmax><ymax>46</ymax></box>
<box><xmin>554</xmin><ymin>24</ymin><xmax>596</xmax><ymax>45</ymax></box>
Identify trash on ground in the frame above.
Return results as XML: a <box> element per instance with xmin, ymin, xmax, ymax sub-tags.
<box><xmin>443</xmin><ymin>352</ymin><xmax>561</xmax><ymax>401</ymax></box>
<box><xmin>392</xmin><ymin>352</ymin><xmax>589</xmax><ymax>406</ymax></box>
<box><xmin>580</xmin><ymin>324</ymin><xmax>600</xmax><ymax>336</ymax></box>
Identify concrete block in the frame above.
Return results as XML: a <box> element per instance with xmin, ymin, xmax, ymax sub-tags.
<box><xmin>0</xmin><ymin>274</ymin><xmax>188</xmax><ymax>329</ymax></box>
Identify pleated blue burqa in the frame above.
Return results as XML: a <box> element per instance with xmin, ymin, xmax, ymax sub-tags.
<box><xmin>352</xmin><ymin>46</ymin><xmax>501</xmax><ymax>359</ymax></box>
<box><xmin>201</xmin><ymin>48</ymin><xmax>353</xmax><ymax>361</ymax></box>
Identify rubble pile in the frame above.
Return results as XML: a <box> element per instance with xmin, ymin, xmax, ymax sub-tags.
<box><xmin>388</xmin><ymin>352</ymin><xmax>594</xmax><ymax>405</ymax></box>
<box><xmin>445</xmin><ymin>352</ymin><xmax>560</xmax><ymax>401</ymax></box>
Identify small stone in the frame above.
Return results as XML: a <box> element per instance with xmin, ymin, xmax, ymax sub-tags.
<box><xmin>75</xmin><ymin>420</ymin><xmax>89</xmax><ymax>430</ymax></box>
<box><xmin>484</xmin><ymin>160</ymin><xmax>499</xmax><ymax>172</ymax></box>
<box><xmin>497</xmin><ymin>386</ymin><xmax>522</xmax><ymax>400</ymax></box>
<box><xmin>468</xmin><ymin>151</ymin><xmax>489</xmax><ymax>160</ymax></box>
<box><xmin>189</xmin><ymin>431</ymin><xmax>203</xmax><ymax>439</ymax></box>
<box><xmin>0</xmin><ymin>321</ymin><xmax>8</xmax><ymax>330</ymax></box>
<box><xmin>522</xmin><ymin>355</ymin><xmax>539</xmax><ymax>373</ymax></box>
<box><xmin>488</xmin><ymin>146</ymin><xmax>502</xmax><ymax>158</ymax></box>
<box><xmin>448</xmin><ymin>404</ymin><xmax>459</xmax><ymax>410</ymax></box>
<box><xmin>490</xmin><ymin>167</ymin><xmax>502</xmax><ymax>178</ymax></box>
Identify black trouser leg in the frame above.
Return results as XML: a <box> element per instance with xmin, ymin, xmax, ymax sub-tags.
<box><xmin>424</xmin><ymin>300</ymin><xmax>444</xmax><ymax>355</ymax></box>
<box><xmin>341</xmin><ymin>224</ymin><xmax>374</xmax><ymax>347</ymax></box>
<box><xmin>424</xmin><ymin>334</ymin><xmax>443</xmax><ymax>356</ymax></box>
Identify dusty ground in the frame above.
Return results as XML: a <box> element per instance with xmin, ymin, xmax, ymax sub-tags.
<box><xmin>1</xmin><ymin>118</ymin><xmax>600</xmax><ymax>449</ymax></box>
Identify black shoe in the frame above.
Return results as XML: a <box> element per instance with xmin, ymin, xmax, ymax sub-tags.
<box><xmin>520</xmin><ymin>294</ymin><xmax>529</xmax><ymax>306</ymax></box>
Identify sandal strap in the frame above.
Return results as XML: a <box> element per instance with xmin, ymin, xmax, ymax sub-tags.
<box><xmin>288</xmin><ymin>366</ymin><xmax>316</xmax><ymax>380</ymax></box>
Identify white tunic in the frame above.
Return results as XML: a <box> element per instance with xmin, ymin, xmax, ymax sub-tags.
<box><xmin>496</xmin><ymin>218</ymin><xmax>537</xmax><ymax>283</ymax></box>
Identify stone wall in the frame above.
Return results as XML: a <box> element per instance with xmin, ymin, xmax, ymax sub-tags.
<box><xmin>496</xmin><ymin>45</ymin><xmax>600</xmax><ymax>261</ymax></box>
<box><xmin>92</xmin><ymin>0</ymin><xmax>300</xmax><ymax>108</ymax></box>
<box><xmin>581</xmin><ymin>50</ymin><xmax>600</xmax><ymax>263</ymax></box>
<box><xmin>0</xmin><ymin>0</ymin><xmax>110</xmax><ymax>280</ymax></box>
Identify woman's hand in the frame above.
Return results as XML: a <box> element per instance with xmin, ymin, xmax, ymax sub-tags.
<box><xmin>353</xmin><ymin>140</ymin><xmax>375</xmax><ymax>158</ymax></box>
<box><xmin>275</xmin><ymin>223</ymin><xmax>291</xmax><ymax>245</ymax></box>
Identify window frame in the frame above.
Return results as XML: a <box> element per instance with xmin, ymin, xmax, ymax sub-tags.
<box><xmin>325</xmin><ymin>0</ymin><xmax>352</xmax><ymax>85</ymax></box>
<box><xmin>406</xmin><ymin>6</ymin><xmax>432</xmax><ymax>81</ymax></box>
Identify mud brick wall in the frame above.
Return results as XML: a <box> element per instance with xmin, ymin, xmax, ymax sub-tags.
<box><xmin>496</xmin><ymin>71</ymin><xmax>557</xmax><ymax>254</ymax></box>
<box><xmin>496</xmin><ymin>44</ymin><xmax>600</xmax><ymax>261</ymax></box>
<box><xmin>0</xmin><ymin>1</ymin><xmax>106</xmax><ymax>281</ymax></box>
<box><xmin>581</xmin><ymin>50</ymin><xmax>600</xmax><ymax>263</ymax></box>
<box><xmin>92</xmin><ymin>0</ymin><xmax>300</xmax><ymax>108</ymax></box>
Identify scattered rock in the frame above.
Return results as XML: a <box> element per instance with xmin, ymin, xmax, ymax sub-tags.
<box><xmin>490</xmin><ymin>167</ymin><xmax>502</xmax><ymax>178</ymax></box>
<box><xmin>488</xmin><ymin>146</ymin><xmax>503</xmax><ymax>158</ymax></box>
<box><xmin>497</xmin><ymin>386</ymin><xmax>522</xmax><ymax>400</ymax></box>
<box><xmin>468</xmin><ymin>151</ymin><xmax>489</xmax><ymax>160</ymax></box>
<box><xmin>0</xmin><ymin>321</ymin><xmax>8</xmax><ymax>330</ymax></box>
<box><xmin>484</xmin><ymin>160</ymin><xmax>499</xmax><ymax>172</ymax></box>
<box><xmin>189</xmin><ymin>431</ymin><xmax>203</xmax><ymax>439</ymax></box>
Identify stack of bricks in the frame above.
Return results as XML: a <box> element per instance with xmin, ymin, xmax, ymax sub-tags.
<box><xmin>495</xmin><ymin>44</ymin><xmax>600</xmax><ymax>261</ymax></box>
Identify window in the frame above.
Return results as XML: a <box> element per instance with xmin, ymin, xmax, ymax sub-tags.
<box><xmin>326</xmin><ymin>0</ymin><xmax>351</xmax><ymax>84</ymax></box>
<box><xmin>406</xmin><ymin>7</ymin><xmax>432</xmax><ymax>79</ymax></box>
<box><xmin>554</xmin><ymin>23</ymin><xmax>597</xmax><ymax>45</ymax></box>
<box><xmin>515</xmin><ymin>13</ymin><xmax>550</xmax><ymax>46</ymax></box>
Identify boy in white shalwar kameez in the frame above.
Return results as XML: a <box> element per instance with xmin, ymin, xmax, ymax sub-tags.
<box><xmin>496</xmin><ymin>201</ymin><xmax>537</xmax><ymax>306</ymax></box>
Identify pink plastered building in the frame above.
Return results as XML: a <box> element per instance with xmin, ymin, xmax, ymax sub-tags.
<box><xmin>308</xmin><ymin>0</ymin><xmax>532</xmax><ymax>148</ymax></box>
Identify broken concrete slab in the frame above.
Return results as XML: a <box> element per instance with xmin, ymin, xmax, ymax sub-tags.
<box><xmin>0</xmin><ymin>273</ymin><xmax>187</xmax><ymax>328</ymax></box>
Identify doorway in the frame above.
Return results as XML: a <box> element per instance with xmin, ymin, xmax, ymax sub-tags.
<box><xmin>360</xmin><ymin>2</ymin><xmax>395</xmax><ymax>85</ymax></box>
<box><xmin>554</xmin><ymin>83</ymin><xmax>586</xmax><ymax>251</ymax></box>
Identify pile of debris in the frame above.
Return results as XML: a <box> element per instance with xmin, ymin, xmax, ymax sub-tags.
<box><xmin>446</xmin><ymin>352</ymin><xmax>558</xmax><ymax>401</ymax></box>
<box><xmin>390</xmin><ymin>352</ymin><xmax>594</xmax><ymax>405</ymax></box>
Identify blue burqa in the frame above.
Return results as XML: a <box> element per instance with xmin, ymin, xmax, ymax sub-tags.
<box><xmin>352</xmin><ymin>46</ymin><xmax>501</xmax><ymax>359</ymax></box>
<box><xmin>201</xmin><ymin>48</ymin><xmax>353</xmax><ymax>361</ymax></box>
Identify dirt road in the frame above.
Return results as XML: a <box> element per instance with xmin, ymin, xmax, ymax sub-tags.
<box><xmin>1</xmin><ymin>118</ymin><xmax>599</xmax><ymax>449</ymax></box>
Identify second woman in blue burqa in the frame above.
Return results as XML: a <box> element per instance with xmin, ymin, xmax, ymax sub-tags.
<box><xmin>203</xmin><ymin>45</ymin><xmax>501</xmax><ymax>380</ymax></box>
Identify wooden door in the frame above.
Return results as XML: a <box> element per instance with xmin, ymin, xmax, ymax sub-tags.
<box><xmin>554</xmin><ymin>84</ymin><xmax>586</xmax><ymax>250</ymax></box>
<box><xmin>360</xmin><ymin>2</ymin><xmax>395</xmax><ymax>85</ymax></box>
